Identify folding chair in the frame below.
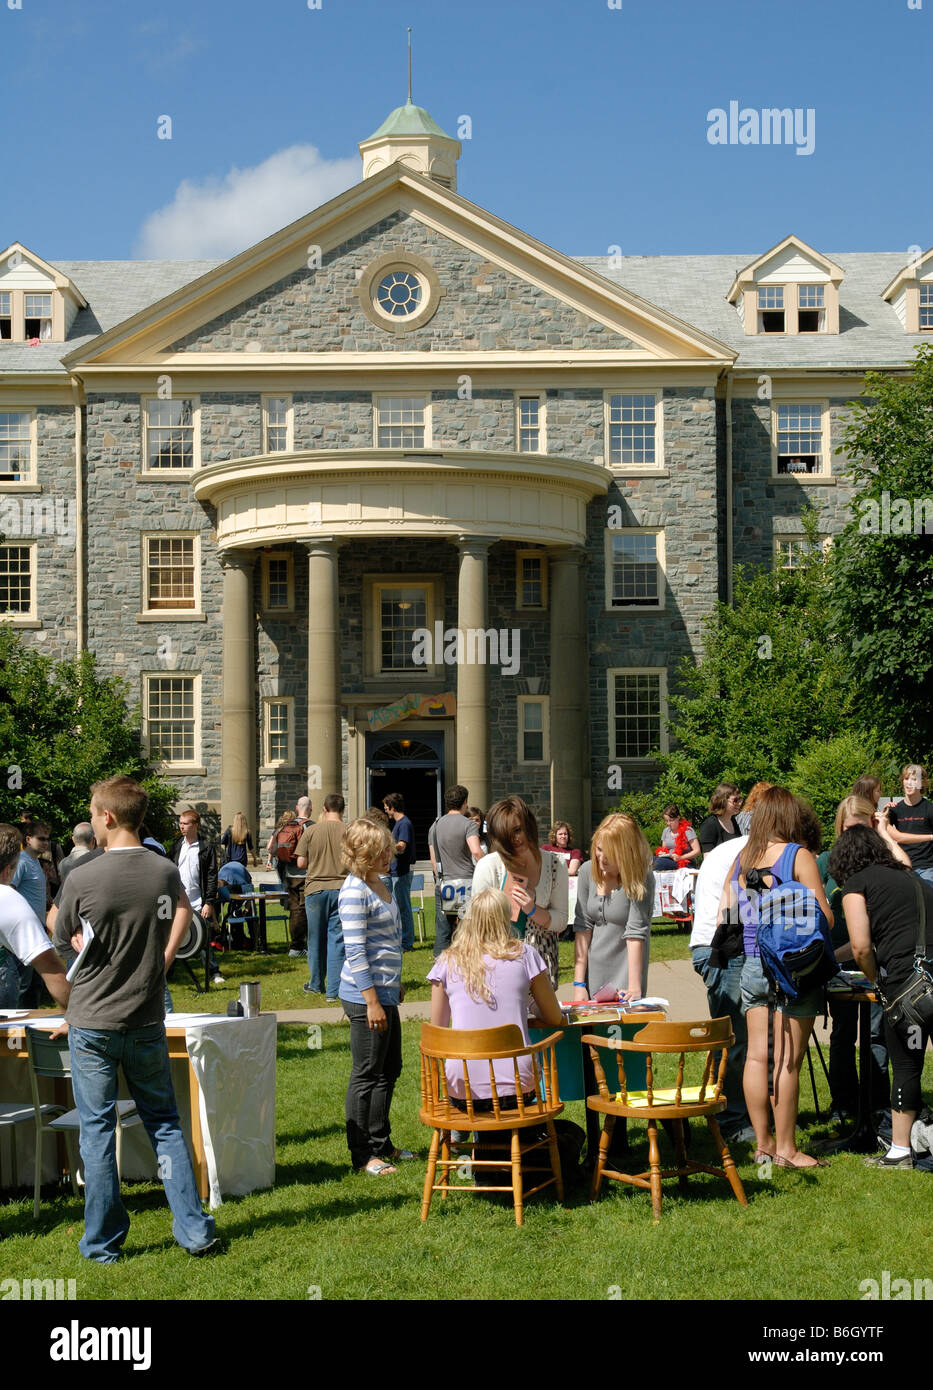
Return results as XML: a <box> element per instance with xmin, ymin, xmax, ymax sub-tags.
<box><xmin>410</xmin><ymin>873</ymin><xmax>427</xmax><ymax>945</ymax></box>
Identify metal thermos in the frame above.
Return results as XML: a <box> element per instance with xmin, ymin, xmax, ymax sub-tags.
<box><xmin>240</xmin><ymin>981</ymin><xmax>261</xmax><ymax>1018</ymax></box>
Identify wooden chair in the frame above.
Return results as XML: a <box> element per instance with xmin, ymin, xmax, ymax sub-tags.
<box><xmin>582</xmin><ymin>1017</ymin><xmax>748</xmax><ymax>1222</ymax></box>
<box><xmin>419</xmin><ymin>1022</ymin><xmax>565</xmax><ymax>1226</ymax></box>
<box><xmin>26</xmin><ymin>1029</ymin><xmax>140</xmax><ymax>1219</ymax></box>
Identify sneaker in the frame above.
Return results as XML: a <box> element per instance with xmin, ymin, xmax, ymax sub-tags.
<box><xmin>302</xmin><ymin>982</ymin><xmax>321</xmax><ymax>995</ymax></box>
<box><xmin>211</xmin><ymin>973</ymin><xmax>225</xmax><ymax>985</ymax></box>
<box><xmin>288</xmin><ymin>949</ymin><xmax>305</xmax><ymax>958</ymax></box>
<box><xmin>723</xmin><ymin>1124</ymin><xmax>756</xmax><ymax>1145</ymax></box>
<box><xmin>188</xmin><ymin>1237</ymin><xmax>225</xmax><ymax>1257</ymax></box>
<box><xmin>325</xmin><ymin>998</ymin><xmax>339</xmax><ymax>1005</ymax></box>
<box><xmin>863</xmin><ymin>1151</ymin><xmax>913</xmax><ymax>1170</ymax></box>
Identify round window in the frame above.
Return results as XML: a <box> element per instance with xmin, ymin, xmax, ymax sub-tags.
<box><xmin>375</xmin><ymin>270</ymin><xmax>423</xmax><ymax>318</ymax></box>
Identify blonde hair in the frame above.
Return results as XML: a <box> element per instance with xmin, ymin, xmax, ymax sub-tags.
<box><xmin>342</xmin><ymin>818</ymin><xmax>390</xmax><ymax>879</ymax></box>
<box><xmin>441</xmin><ymin>889</ymin><xmax>522</xmax><ymax>1005</ymax></box>
<box><xmin>834</xmin><ymin>795</ymin><xmax>876</xmax><ymax>840</ymax></box>
<box><xmin>230</xmin><ymin>812</ymin><xmax>249</xmax><ymax>845</ymax></box>
<box><xmin>589</xmin><ymin>814</ymin><xmax>653</xmax><ymax>900</ymax></box>
<box><xmin>902</xmin><ymin>764</ymin><xmax>929</xmax><ymax>792</ymax></box>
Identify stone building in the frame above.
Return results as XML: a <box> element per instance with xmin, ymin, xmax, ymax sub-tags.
<box><xmin>1</xmin><ymin>101</ymin><xmax>929</xmax><ymax>850</ymax></box>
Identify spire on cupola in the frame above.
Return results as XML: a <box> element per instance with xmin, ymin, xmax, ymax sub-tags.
<box><xmin>359</xmin><ymin>29</ymin><xmax>461</xmax><ymax>190</ymax></box>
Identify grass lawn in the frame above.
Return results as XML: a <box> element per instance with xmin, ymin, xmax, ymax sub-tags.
<box><xmin>4</xmin><ymin>898</ymin><xmax>930</xmax><ymax>1303</ymax></box>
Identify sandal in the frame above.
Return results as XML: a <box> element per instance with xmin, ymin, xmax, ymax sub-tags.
<box><xmin>362</xmin><ymin>1158</ymin><xmax>398</xmax><ymax>1176</ymax></box>
<box><xmin>774</xmin><ymin>1153</ymin><xmax>829</xmax><ymax>1169</ymax></box>
<box><xmin>754</xmin><ymin>1150</ymin><xmax>776</xmax><ymax>1163</ymax></box>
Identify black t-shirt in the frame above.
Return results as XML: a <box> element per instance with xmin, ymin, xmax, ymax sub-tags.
<box><xmin>888</xmin><ymin>797</ymin><xmax>933</xmax><ymax>871</ymax></box>
<box><xmin>697</xmin><ymin>815</ymin><xmax>741</xmax><ymax>855</ymax></box>
<box><xmin>842</xmin><ymin>865</ymin><xmax>933</xmax><ymax>993</ymax></box>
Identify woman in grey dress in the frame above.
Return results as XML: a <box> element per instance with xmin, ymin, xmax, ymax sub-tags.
<box><xmin>572</xmin><ymin>814</ymin><xmax>654</xmax><ymax>1002</ymax></box>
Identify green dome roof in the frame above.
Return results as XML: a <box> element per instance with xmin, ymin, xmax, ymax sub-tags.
<box><xmin>364</xmin><ymin>101</ymin><xmax>454</xmax><ymax>143</ymax></box>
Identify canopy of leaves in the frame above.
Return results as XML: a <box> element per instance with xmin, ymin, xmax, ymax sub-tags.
<box><xmin>829</xmin><ymin>343</ymin><xmax>933</xmax><ymax>757</ymax></box>
<box><xmin>0</xmin><ymin>629</ymin><xmax>178</xmax><ymax>841</ymax></box>
<box><xmin>786</xmin><ymin>731</ymin><xmax>902</xmax><ymax>845</ymax></box>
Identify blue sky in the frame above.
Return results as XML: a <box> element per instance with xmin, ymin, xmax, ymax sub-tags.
<box><xmin>4</xmin><ymin>0</ymin><xmax>931</xmax><ymax>262</ymax></box>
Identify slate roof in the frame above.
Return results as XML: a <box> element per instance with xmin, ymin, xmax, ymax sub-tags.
<box><xmin>0</xmin><ymin>247</ymin><xmax>925</xmax><ymax>375</ymax></box>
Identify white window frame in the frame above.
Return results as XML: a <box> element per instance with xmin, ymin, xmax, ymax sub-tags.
<box><xmin>0</xmin><ymin>291</ymin><xmax>12</xmax><ymax>340</ymax></box>
<box><xmin>365</xmin><ymin>574</ymin><xmax>441</xmax><ymax>678</ymax></box>
<box><xmin>757</xmin><ymin>284</ymin><xmax>786</xmax><ymax>334</ymax></box>
<box><xmin>608</xmin><ymin>667</ymin><xmax>668</xmax><ymax>762</ymax></box>
<box><xmin>604</xmin><ymin>528</ymin><xmax>666</xmax><ymax>611</ymax></box>
<box><xmin>262</xmin><ymin>696</ymin><xmax>296</xmax><ymax>769</ymax></box>
<box><xmin>773</xmin><ymin>534</ymin><xmax>832</xmax><ymax>570</ymax></box>
<box><xmin>0</xmin><ymin>408</ymin><xmax>37</xmax><ymax>486</ymax></box>
<box><xmin>0</xmin><ymin>540</ymin><xmax>38</xmax><ymax>624</ymax></box>
<box><xmin>261</xmin><ymin>550</ymin><xmax>295</xmax><ymax>612</ymax></box>
<box><xmin>771</xmin><ymin>400</ymin><xmax>831</xmax><ymax>478</ymax></box>
<box><xmin>140</xmin><ymin>532</ymin><xmax>202</xmax><ymax>616</ymax></box>
<box><xmin>262</xmin><ymin>394</ymin><xmax>294</xmax><ymax>454</ymax></box>
<box><xmin>0</xmin><ymin>287</ymin><xmax>62</xmax><ymax>342</ymax></box>
<box><xmin>797</xmin><ymin>283</ymin><xmax>826</xmax><ymax>334</ymax></box>
<box><xmin>141</xmin><ymin>396</ymin><xmax>201</xmax><ymax>475</ymax></box>
<box><xmin>604</xmin><ymin>391</ymin><xmax>664</xmax><ymax>471</ymax></box>
<box><xmin>142</xmin><ymin>672</ymin><xmax>202</xmax><ymax>769</ymax></box>
<box><xmin>514</xmin><ymin>391</ymin><xmax>547</xmax><ymax>454</ymax></box>
<box><xmin>515</xmin><ymin>549</ymin><xmax>548</xmax><ymax>610</ymax></box>
<box><xmin>372</xmin><ymin>393</ymin><xmax>432</xmax><ymax>449</ymax></box>
<box><xmin>920</xmin><ymin>284</ymin><xmax>933</xmax><ymax>331</ymax></box>
<box><xmin>517</xmin><ymin>695</ymin><xmax>550</xmax><ymax>766</ymax></box>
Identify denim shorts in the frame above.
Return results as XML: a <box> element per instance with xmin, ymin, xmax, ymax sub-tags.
<box><xmin>740</xmin><ymin>953</ymin><xmax>823</xmax><ymax>1018</ymax></box>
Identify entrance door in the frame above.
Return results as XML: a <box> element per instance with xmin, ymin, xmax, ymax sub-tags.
<box><xmin>366</xmin><ymin>732</ymin><xmax>443</xmax><ymax>865</ymax></box>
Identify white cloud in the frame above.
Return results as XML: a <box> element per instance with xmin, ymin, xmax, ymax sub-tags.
<box><xmin>135</xmin><ymin>145</ymin><xmax>359</xmax><ymax>260</ymax></box>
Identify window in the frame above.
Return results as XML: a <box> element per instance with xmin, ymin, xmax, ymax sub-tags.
<box><xmin>518</xmin><ymin>696</ymin><xmax>549</xmax><ymax>765</ymax></box>
<box><xmin>375</xmin><ymin>270</ymin><xmax>423</xmax><ymax>318</ymax></box>
<box><xmin>775</xmin><ymin>403</ymin><xmax>825</xmax><ymax>475</ymax></box>
<box><xmin>0</xmin><ymin>410</ymin><xmax>35</xmax><ymax>483</ymax></box>
<box><xmin>921</xmin><ymin>285</ymin><xmax>933</xmax><ymax>331</ymax></box>
<box><xmin>380</xmin><ymin>585</ymin><xmax>428</xmax><ymax>670</ymax></box>
<box><xmin>798</xmin><ymin>284</ymin><xmax>825</xmax><ymax>333</ymax></box>
<box><xmin>144</xmin><ymin>398</ymin><xmax>198</xmax><ymax>472</ymax></box>
<box><xmin>515</xmin><ymin>550</ymin><xmax>547</xmax><ymax>609</ymax></box>
<box><xmin>609</xmin><ymin>669</ymin><xmax>667</xmax><ymax>761</ymax></box>
<box><xmin>263</xmin><ymin>395</ymin><xmax>292</xmax><ymax>453</ymax></box>
<box><xmin>0</xmin><ymin>293</ymin><xmax>10</xmax><ymax>340</ymax></box>
<box><xmin>262</xmin><ymin>551</ymin><xmax>294</xmax><ymax>611</ymax></box>
<box><xmin>606</xmin><ymin>530</ymin><xmax>664</xmax><ymax>608</ymax></box>
<box><xmin>0</xmin><ymin>545</ymin><xmax>34</xmax><ymax>619</ymax></box>
<box><xmin>758</xmin><ymin>286</ymin><xmax>785</xmax><ymax>333</ymax></box>
<box><xmin>375</xmin><ymin>395</ymin><xmax>428</xmax><ymax>449</ymax></box>
<box><xmin>516</xmin><ymin>394</ymin><xmax>545</xmax><ymax>453</ymax></box>
<box><xmin>606</xmin><ymin>394</ymin><xmax>659</xmax><ymax>468</ymax></box>
<box><xmin>263</xmin><ymin>698</ymin><xmax>294</xmax><ymax>767</ymax></box>
<box><xmin>774</xmin><ymin>535</ymin><xmax>830</xmax><ymax>570</ymax></box>
<box><xmin>145</xmin><ymin>676</ymin><xmax>198</xmax><ymax>765</ymax></box>
<box><xmin>23</xmin><ymin>293</ymin><xmax>52</xmax><ymax>341</ymax></box>
<box><xmin>143</xmin><ymin>535</ymin><xmax>198</xmax><ymax>612</ymax></box>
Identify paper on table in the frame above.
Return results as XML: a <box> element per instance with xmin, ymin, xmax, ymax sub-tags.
<box><xmin>24</xmin><ymin>1016</ymin><xmax>66</xmax><ymax>1030</ymax></box>
<box><xmin>0</xmin><ymin>1009</ymin><xmax>29</xmax><ymax>1018</ymax></box>
<box><xmin>65</xmin><ymin>916</ymin><xmax>96</xmax><ymax>983</ymax></box>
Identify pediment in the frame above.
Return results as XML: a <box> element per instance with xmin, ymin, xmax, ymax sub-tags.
<box><xmin>65</xmin><ymin>167</ymin><xmax>733</xmax><ymax>368</ymax></box>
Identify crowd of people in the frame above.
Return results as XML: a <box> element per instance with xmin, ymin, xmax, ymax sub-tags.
<box><xmin>0</xmin><ymin>761</ymin><xmax>930</xmax><ymax>1256</ymax></box>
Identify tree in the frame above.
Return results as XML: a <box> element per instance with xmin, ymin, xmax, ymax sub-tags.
<box><xmin>625</xmin><ymin>524</ymin><xmax>861</xmax><ymax>823</ymax></box>
<box><xmin>786</xmin><ymin>731</ymin><xmax>902</xmax><ymax>844</ymax></box>
<box><xmin>0</xmin><ymin>629</ymin><xmax>178</xmax><ymax>840</ymax></box>
<box><xmin>829</xmin><ymin>343</ymin><xmax>933</xmax><ymax>758</ymax></box>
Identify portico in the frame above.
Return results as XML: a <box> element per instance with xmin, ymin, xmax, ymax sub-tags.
<box><xmin>196</xmin><ymin>447</ymin><xmax>610</xmax><ymax>837</ymax></box>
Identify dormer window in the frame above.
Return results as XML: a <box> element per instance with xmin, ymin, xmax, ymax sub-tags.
<box><xmin>921</xmin><ymin>286</ymin><xmax>933</xmax><ymax>331</ymax></box>
<box><xmin>24</xmin><ymin>293</ymin><xmax>52</xmax><ymax>341</ymax></box>
<box><xmin>798</xmin><ymin>284</ymin><xmax>825</xmax><ymax>333</ymax></box>
<box><xmin>758</xmin><ymin>286</ymin><xmax>785</xmax><ymax>333</ymax></box>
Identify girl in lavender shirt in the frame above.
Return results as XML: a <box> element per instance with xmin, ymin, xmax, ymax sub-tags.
<box><xmin>427</xmin><ymin>888</ymin><xmax>563</xmax><ymax>1101</ymax></box>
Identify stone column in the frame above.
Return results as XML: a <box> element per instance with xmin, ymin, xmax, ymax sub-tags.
<box><xmin>305</xmin><ymin>540</ymin><xmax>342</xmax><ymax>797</ymax></box>
<box><xmin>456</xmin><ymin>537</ymin><xmax>491</xmax><ymax>810</ymax></box>
<box><xmin>549</xmin><ymin>547</ymin><xmax>587</xmax><ymax>839</ymax></box>
<box><xmin>220</xmin><ymin>550</ymin><xmax>257</xmax><ymax>837</ymax></box>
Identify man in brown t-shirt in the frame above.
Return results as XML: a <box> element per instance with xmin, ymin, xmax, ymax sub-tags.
<box><xmin>295</xmin><ymin>794</ymin><xmax>347</xmax><ymax>1000</ymax></box>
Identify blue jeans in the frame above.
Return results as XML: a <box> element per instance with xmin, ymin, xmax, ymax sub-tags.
<box><xmin>691</xmin><ymin>946</ymin><xmax>750</xmax><ymax>1137</ymax></box>
<box><xmin>0</xmin><ymin>953</ymin><xmax>20</xmax><ymax>1008</ymax></box>
<box><xmin>68</xmin><ymin>1023</ymin><xmax>215</xmax><ymax>1263</ymax></box>
<box><xmin>432</xmin><ymin>886</ymin><xmax>457</xmax><ymax>958</ymax></box>
<box><xmin>915</xmin><ymin>868</ymin><xmax>933</xmax><ymax>888</ymax></box>
<box><xmin>392</xmin><ymin>871</ymin><xmax>415</xmax><ymax>952</ymax></box>
<box><xmin>305</xmin><ymin>889</ymin><xmax>343</xmax><ymax>998</ymax></box>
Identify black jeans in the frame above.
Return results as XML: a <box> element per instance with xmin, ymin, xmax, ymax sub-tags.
<box><xmin>342</xmin><ymin>999</ymin><xmax>402</xmax><ymax>1169</ymax></box>
<box><xmin>827</xmin><ymin>995</ymin><xmax>890</xmax><ymax>1115</ymax></box>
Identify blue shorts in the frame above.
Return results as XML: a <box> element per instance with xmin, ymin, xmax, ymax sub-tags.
<box><xmin>740</xmin><ymin>954</ymin><xmax>822</xmax><ymax>1019</ymax></box>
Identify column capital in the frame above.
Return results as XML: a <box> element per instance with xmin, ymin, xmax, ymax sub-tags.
<box><xmin>546</xmin><ymin>544</ymin><xmax>587</xmax><ymax>568</ymax></box>
<box><xmin>301</xmin><ymin>538</ymin><xmax>344</xmax><ymax>559</ymax></box>
<box><xmin>218</xmin><ymin>548</ymin><xmax>256</xmax><ymax>573</ymax></box>
<box><xmin>456</xmin><ymin>535</ymin><xmax>492</xmax><ymax>557</ymax></box>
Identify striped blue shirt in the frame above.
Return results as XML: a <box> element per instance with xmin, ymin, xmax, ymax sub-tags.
<box><xmin>338</xmin><ymin>874</ymin><xmax>403</xmax><ymax>1006</ymax></box>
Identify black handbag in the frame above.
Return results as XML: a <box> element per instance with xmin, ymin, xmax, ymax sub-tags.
<box><xmin>879</xmin><ymin>876</ymin><xmax>933</xmax><ymax>1033</ymax></box>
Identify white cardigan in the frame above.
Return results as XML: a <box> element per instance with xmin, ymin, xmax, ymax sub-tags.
<box><xmin>471</xmin><ymin>850</ymin><xmax>569</xmax><ymax>934</ymax></box>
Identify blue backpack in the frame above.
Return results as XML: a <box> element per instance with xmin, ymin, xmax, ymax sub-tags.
<box><xmin>736</xmin><ymin>843</ymin><xmax>838</xmax><ymax>1003</ymax></box>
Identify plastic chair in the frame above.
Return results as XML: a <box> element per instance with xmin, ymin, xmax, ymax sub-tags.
<box><xmin>419</xmin><ymin>1022</ymin><xmax>564</xmax><ymax>1226</ymax></box>
<box><xmin>410</xmin><ymin>873</ymin><xmax>426</xmax><ymax>944</ymax></box>
<box><xmin>0</xmin><ymin>1100</ymin><xmax>58</xmax><ymax>1190</ymax></box>
<box><xmin>582</xmin><ymin>1017</ymin><xmax>748</xmax><ymax>1222</ymax></box>
<box><xmin>26</xmin><ymin>1028</ymin><xmax>140</xmax><ymax>1218</ymax></box>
